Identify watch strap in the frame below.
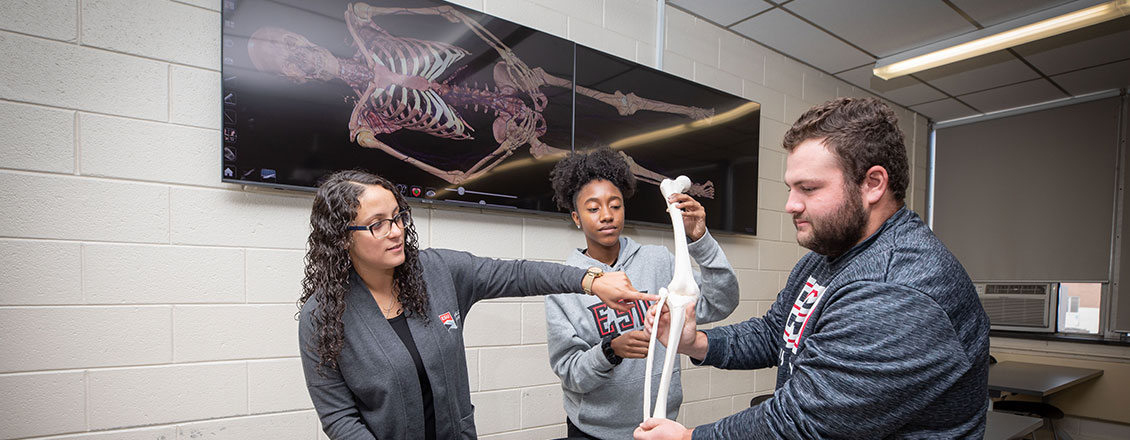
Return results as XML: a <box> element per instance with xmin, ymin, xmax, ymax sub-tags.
<box><xmin>601</xmin><ymin>333</ymin><xmax>623</xmax><ymax>365</ymax></box>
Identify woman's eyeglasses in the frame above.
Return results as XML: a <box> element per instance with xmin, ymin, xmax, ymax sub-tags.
<box><xmin>346</xmin><ymin>209</ymin><xmax>412</xmax><ymax>238</ymax></box>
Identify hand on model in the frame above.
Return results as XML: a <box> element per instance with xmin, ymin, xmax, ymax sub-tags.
<box><xmin>634</xmin><ymin>417</ymin><xmax>692</xmax><ymax>440</ymax></box>
<box><xmin>611</xmin><ymin>330</ymin><xmax>650</xmax><ymax>358</ymax></box>
<box><xmin>591</xmin><ymin>272</ymin><xmax>659</xmax><ymax>312</ymax></box>
<box><xmin>644</xmin><ymin>299</ymin><xmax>700</xmax><ymax>354</ymax></box>
<box><xmin>667</xmin><ymin>193</ymin><xmax>706</xmax><ymax>242</ymax></box>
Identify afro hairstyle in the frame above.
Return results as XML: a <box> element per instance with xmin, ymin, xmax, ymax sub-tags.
<box><xmin>549</xmin><ymin>145</ymin><xmax>637</xmax><ymax>212</ymax></box>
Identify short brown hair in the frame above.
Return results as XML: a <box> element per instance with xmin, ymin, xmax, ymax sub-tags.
<box><xmin>783</xmin><ymin>97</ymin><xmax>909</xmax><ymax>203</ymax></box>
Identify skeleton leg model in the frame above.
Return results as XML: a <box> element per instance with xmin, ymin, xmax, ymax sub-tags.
<box><xmin>643</xmin><ymin>176</ymin><xmax>701</xmax><ymax>420</ymax></box>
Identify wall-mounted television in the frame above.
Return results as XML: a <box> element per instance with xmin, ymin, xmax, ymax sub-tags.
<box><xmin>221</xmin><ymin>0</ymin><xmax>761</xmax><ymax>234</ymax></box>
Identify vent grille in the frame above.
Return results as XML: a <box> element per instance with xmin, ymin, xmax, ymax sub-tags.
<box><xmin>980</xmin><ymin>297</ymin><xmax>1048</xmax><ymax>327</ymax></box>
<box><xmin>984</xmin><ymin>284</ymin><xmax>1049</xmax><ymax>295</ymax></box>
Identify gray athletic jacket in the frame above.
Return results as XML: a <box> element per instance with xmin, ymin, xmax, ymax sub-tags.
<box><xmin>546</xmin><ymin>231</ymin><xmax>739</xmax><ymax>439</ymax></box>
<box><xmin>693</xmin><ymin>208</ymin><xmax>991</xmax><ymax>439</ymax></box>
<box><xmin>299</xmin><ymin>248</ymin><xmax>588</xmax><ymax>439</ymax></box>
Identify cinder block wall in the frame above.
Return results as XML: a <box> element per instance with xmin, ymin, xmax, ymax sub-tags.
<box><xmin>0</xmin><ymin>0</ymin><xmax>929</xmax><ymax>439</ymax></box>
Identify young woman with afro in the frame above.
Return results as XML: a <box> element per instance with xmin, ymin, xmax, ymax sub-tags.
<box><xmin>544</xmin><ymin>146</ymin><xmax>740</xmax><ymax>439</ymax></box>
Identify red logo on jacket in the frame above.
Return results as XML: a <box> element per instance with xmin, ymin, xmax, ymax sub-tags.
<box><xmin>783</xmin><ymin>276</ymin><xmax>826</xmax><ymax>354</ymax></box>
<box><xmin>586</xmin><ymin>298</ymin><xmax>651</xmax><ymax>337</ymax></box>
<box><xmin>439</xmin><ymin>311</ymin><xmax>458</xmax><ymax>330</ymax></box>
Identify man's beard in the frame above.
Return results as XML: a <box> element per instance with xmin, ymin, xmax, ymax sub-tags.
<box><xmin>795</xmin><ymin>185</ymin><xmax>868</xmax><ymax>258</ymax></box>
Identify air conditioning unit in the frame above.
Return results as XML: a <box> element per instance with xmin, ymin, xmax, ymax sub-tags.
<box><xmin>974</xmin><ymin>282</ymin><xmax>1058</xmax><ymax>332</ymax></box>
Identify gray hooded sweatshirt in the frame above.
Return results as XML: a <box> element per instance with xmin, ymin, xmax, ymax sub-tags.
<box><xmin>546</xmin><ymin>230</ymin><xmax>739</xmax><ymax>439</ymax></box>
<box><xmin>693</xmin><ymin>208</ymin><xmax>990</xmax><ymax>439</ymax></box>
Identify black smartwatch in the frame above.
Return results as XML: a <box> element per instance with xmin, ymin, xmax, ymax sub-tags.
<box><xmin>600</xmin><ymin>334</ymin><xmax>623</xmax><ymax>366</ymax></box>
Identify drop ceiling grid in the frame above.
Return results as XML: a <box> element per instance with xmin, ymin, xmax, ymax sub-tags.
<box><xmin>666</xmin><ymin>0</ymin><xmax>1130</xmax><ymax>122</ymax></box>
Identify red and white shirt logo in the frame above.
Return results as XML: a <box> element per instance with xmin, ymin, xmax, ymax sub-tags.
<box><xmin>439</xmin><ymin>311</ymin><xmax>458</xmax><ymax>330</ymax></box>
<box><xmin>782</xmin><ymin>276</ymin><xmax>827</xmax><ymax>355</ymax></box>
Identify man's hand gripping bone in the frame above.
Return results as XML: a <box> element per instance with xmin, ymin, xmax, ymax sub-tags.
<box><xmin>643</xmin><ymin>176</ymin><xmax>701</xmax><ymax>421</ymax></box>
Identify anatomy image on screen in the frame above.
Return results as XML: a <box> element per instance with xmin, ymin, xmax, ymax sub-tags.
<box><xmin>246</xmin><ymin>2</ymin><xmax>716</xmax><ymax>198</ymax></box>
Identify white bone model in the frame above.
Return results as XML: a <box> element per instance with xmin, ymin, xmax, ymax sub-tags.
<box><xmin>643</xmin><ymin>175</ymin><xmax>701</xmax><ymax>421</ymax></box>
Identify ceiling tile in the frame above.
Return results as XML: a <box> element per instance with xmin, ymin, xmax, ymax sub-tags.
<box><xmin>1014</xmin><ymin>15</ymin><xmax>1130</xmax><ymax>75</ymax></box>
<box><xmin>731</xmin><ymin>9</ymin><xmax>874</xmax><ymax>73</ymax></box>
<box><xmin>914</xmin><ymin>51</ymin><xmax>1040</xmax><ymax>96</ymax></box>
<box><xmin>785</xmin><ymin>0</ymin><xmax>974</xmax><ymax>57</ymax></box>
<box><xmin>949</xmin><ymin>0</ymin><xmax>1076</xmax><ymax>27</ymax></box>
<box><xmin>668</xmin><ymin>0</ymin><xmax>771</xmax><ymax>27</ymax></box>
<box><xmin>910</xmin><ymin>98</ymin><xmax>979</xmax><ymax>122</ymax></box>
<box><xmin>957</xmin><ymin>79</ymin><xmax>1068</xmax><ymax>113</ymax></box>
<box><xmin>838</xmin><ymin>65</ymin><xmax>947</xmax><ymax>107</ymax></box>
<box><xmin>1052</xmin><ymin>59</ymin><xmax>1130</xmax><ymax>95</ymax></box>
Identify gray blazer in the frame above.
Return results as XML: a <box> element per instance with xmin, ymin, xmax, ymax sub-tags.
<box><xmin>300</xmin><ymin>248</ymin><xmax>587</xmax><ymax>439</ymax></box>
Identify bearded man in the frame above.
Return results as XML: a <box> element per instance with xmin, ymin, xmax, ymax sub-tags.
<box><xmin>636</xmin><ymin>97</ymin><xmax>990</xmax><ymax>440</ymax></box>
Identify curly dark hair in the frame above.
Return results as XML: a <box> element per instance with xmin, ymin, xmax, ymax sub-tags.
<box><xmin>298</xmin><ymin>169</ymin><xmax>429</xmax><ymax>375</ymax></box>
<box><xmin>549</xmin><ymin>145</ymin><xmax>637</xmax><ymax>211</ymax></box>
<box><xmin>782</xmin><ymin>97</ymin><xmax>909</xmax><ymax>203</ymax></box>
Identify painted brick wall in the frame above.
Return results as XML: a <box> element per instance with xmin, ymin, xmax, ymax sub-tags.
<box><xmin>0</xmin><ymin>0</ymin><xmax>929</xmax><ymax>439</ymax></box>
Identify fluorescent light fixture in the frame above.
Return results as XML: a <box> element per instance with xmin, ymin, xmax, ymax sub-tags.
<box><xmin>873</xmin><ymin>0</ymin><xmax>1130</xmax><ymax>80</ymax></box>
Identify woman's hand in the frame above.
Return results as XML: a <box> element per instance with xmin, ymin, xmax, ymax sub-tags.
<box><xmin>611</xmin><ymin>330</ymin><xmax>650</xmax><ymax>358</ymax></box>
<box><xmin>668</xmin><ymin>193</ymin><xmax>706</xmax><ymax>242</ymax></box>
<box><xmin>590</xmin><ymin>272</ymin><xmax>659</xmax><ymax>312</ymax></box>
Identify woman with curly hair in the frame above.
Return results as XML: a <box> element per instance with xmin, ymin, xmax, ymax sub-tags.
<box><xmin>544</xmin><ymin>146</ymin><xmax>740</xmax><ymax>439</ymax></box>
<box><xmin>298</xmin><ymin>169</ymin><xmax>654</xmax><ymax>440</ymax></box>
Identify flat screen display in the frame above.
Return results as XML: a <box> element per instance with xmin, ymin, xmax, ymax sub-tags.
<box><xmin>221</xmin><ymin>0</ymin><xmax>760</xmax><ymax>234</ymax></box>
<box><xmin>574</xmin><ymin>46</ymin><xmax>761</xmax><ymax>234</ymax></box>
